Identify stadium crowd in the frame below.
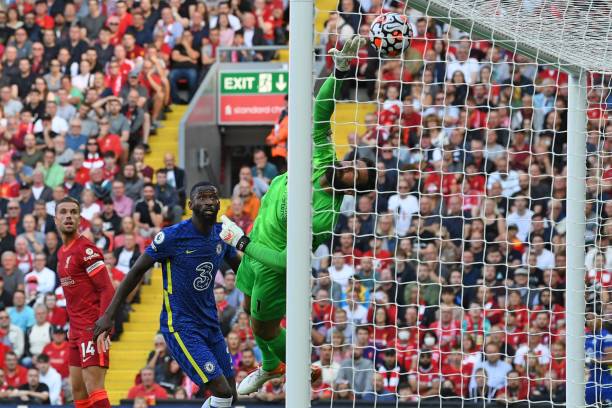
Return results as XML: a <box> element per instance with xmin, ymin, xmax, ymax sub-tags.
<box><xmin>0</xmin><ymin>0</ymin><xmax>288</xmax><ymax>404</ymax></box>
<box><xmin>0</xmin><ymin>0</ymin><xmax>608</xmax><ymax>404</ymax></box>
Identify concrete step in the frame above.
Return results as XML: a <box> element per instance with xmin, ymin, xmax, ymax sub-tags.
<box><xmin>109</xmin><ymin>349</ymin><xmax>149</xmax><ymax>358</ymax></box>
<box><xmin>124</xmin><ymin>321</ymin><xmax>162</xmax><ymax>331</ymax></box>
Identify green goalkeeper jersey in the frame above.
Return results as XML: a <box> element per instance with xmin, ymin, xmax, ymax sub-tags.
<box><xmin>244</xmin><ymin>75</ymin><xmax>343</xmax><ymax>269</ymax></box>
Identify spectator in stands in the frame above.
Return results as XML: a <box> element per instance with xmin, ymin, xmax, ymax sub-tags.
<box><xmin>113</xmin><ymin>233</ymin><xmax>141</xmax><ymax>275</ymax></box>
<box><xmin>7</xmin><ymin>291</ymin><xmax>34</xmax><ymax>333</ymax></box>
<box><xmin>328</xmin><ymin>252</ymin><xmax>355</xmax><ymax>292</ymax></box>
<box><xmin>169</xmin><ymin>31</ymin><xmax>200</xmax><ymax>104</ymax></box>
<box><xmin>121</xmin><ymin>163</ymin><xmax>145</xmax><ymax>202</ymax></box>
<box><xmin>255</xmin><ymin>376</ymin><xmax>285</xmax><ymax>402</ymax></box>
<box><xmin>233</xmin><ymin>165</ymin><xmax>268</xmax><ymax>198</ymax></box>
<box><xmin>4</xmin><ymin>351</ymin><xmax>27</xmax><ymax>388</ymax></box>
<box><xmin>146</xmin><ymin>334</ymin><xmax>172</xmax><ymax>384</ymax></box>
<box><xmin>0</xmin><ymin>278</ymin><xmax>12</xmax><ymax>311</ymax></box>
<box><xmin>111</xmin><ymin>180</ymin><xmax>134</xmax><ymax>218</ymax></box>
<box><xmin>14</xmin><ymin>367</ymin><xmax>50</xmax><ymax>404</ymax></box>
<box><xmin>44</xmin><ymin>294</ymin><xmax>67</xmax><ymax>328</ymax></box>
<box><xmin>134</xmin><ymin>183</ymin><xmax>163</xmax><ymax>237</ymax></box>
<box><xmin>24</xmin><ymin>254</ymin><xmax>55</xmax><ymax>295</ymax></box>
<box><xmin>251</xmin><ymin>149</ymin><xmax>278</xmax><ymax>184</ymax></box>
<box><xmin>154</xmin><ymin>169</ymin><xmax>182</xmax><ymax>225</ymax></box>
<box><xmin>41</xmin><ymin>326</ymin><xmax>69</xmax><ymax>379</ymax></box>
<box><xmin>233</xmin><ymin>180</ymin><xmax>260</xmax><ymax>220</ymax></box>
<box><xmin>1</xmin><ymin>252</ymin><xmax>24</xmax><ymax>298</ymax></box>
<box><xmin>127</xmin><ymin>367</ymin><xmax>169</xmax><ymax>402</ymax></box>
<box><xmin>162</xmin><ymin>153</ymin><xmax>186</xmax><ymax>209</ymax></box>
<box><xmin>215</xmin><ymin>285</ymin><xmax>236</xmax><ymax>336</ymax></box>
<box><xmin>35</xmin><ymin>354</ymin><xmax>61</xmax><ymax>405</ymax></box>
<box><xmin>471</xmin><ymin>343</ymin><xmax>512</xmax><ymax>392</ymax></box>
<box><xmin>336</xmin><ymin>346</ymin><xmax>373</xmax><ymax>399</ymax></box>
<box><xmin>225</xmin><ymin>198</ymin><xmax>253</xmax><ymax>233</ymax></box>
<box><xmin>26</xmin><ymin>305</ymin><xmax>51</xmax><ymax>359</ymax></box>
<box><xmin>0</xmin><ymin>219</ymin><xmax>16</xmax><ymax>258</ymax></box>
<box><xmin>0</xmin><ymin>310</ymin><xmax>24</xmax><ymax>359</ymax></box>
<box><xmin>224</xmin><ymin>271</ymin><xmax>243</xmax><ymax>310</ymax></box>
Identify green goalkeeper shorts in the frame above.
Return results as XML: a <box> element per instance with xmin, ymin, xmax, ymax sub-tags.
<box><xmin>236</xmin><ymin>254</ymin><xmax>286</xmax><ymax>321</ymax></box>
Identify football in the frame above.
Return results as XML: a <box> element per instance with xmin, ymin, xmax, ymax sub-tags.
<box><xmin>369</xmin><ymin>13</ymin><xmax>412</xmax><ymax>57</ymax></box>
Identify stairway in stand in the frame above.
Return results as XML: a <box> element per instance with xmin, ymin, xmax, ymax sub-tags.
<box><xmin>106</xmin><ymin>104</ymin><xmax>187</xmax><ymax>404</ymax></box>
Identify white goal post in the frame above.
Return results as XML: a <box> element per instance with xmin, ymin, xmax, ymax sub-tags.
<box><xmin>285</xmin><ymin>0</ymin><xmax>612</xmax><ymax>407</ymax></box>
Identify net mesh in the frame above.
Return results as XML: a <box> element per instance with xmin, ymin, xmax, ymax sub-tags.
<box><xmin>415</xmin><ymin>0</ymin><xmax>612</xmax><ymax>73</ymax></box>
<box><xmin>310</xmin><ymin>2</ymin><xmax>611</xmax><ymax>406</ymax></box>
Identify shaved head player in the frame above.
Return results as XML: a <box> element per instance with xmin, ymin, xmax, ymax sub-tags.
<box><xmin>55</xmin><ymin>196</ymin><xmax>115</xmax><ymax>408</ymax></box>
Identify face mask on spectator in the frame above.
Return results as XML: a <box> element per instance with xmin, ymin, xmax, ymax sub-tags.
<box><xmin>424</xmin><ymin>336</ymin><xmax>435</xmax><ymax>347</ymax></box>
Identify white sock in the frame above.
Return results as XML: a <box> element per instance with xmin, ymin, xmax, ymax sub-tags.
<box><xmin>201</xmin><ymin>396</ymin><xmax>233</xmax><ymax>408</ymax></box>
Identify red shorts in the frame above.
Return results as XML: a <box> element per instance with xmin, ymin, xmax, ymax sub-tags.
<box><xmin>69</xmin><ymin>333</ymin><xmax>109</xmax><ymax>369</ymax></box>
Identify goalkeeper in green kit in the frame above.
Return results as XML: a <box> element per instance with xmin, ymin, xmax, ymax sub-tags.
<box><xmin>219</xmin><ymin>36</ymin><xmax>376</xmax><ymax>394</ymax></box>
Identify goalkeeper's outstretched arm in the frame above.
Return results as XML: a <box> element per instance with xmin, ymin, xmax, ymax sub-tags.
<box><xmin>313</xmin><ymin>36</ymin><xmax>365</xmax><ymax>165</ymax></box>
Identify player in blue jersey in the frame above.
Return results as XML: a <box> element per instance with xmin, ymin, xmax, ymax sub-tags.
<box><xmin>94</xmin><ymin>182</ymin><xmax>241</xmax><ymax>408</ymax></box>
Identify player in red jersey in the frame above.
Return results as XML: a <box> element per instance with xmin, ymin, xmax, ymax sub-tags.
<box><xmin>54</xmin><ymin>197</ymin><xmax>115</xmax><ymax>408</ymax></box>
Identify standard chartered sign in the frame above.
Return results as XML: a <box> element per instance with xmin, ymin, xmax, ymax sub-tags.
<box><xmin>220</xmin><ymin>72</ymin><xmax>288</xmax><ymax>94</ymax></box>
<box><xmin>218</xmin><ymin>70</ymin><xmax>288</xmax><ymax>125</ymax></box>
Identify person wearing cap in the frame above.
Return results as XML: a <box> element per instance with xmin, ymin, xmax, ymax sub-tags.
<box><xmin>17</xmin><ymin>181</ymin><xmax>35</xmax><ymax>215</ymax></box>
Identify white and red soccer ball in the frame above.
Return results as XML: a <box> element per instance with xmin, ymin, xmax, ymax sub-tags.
<box><xmin>369</xmin><ymin>13</ymin><xmax>412</xmax><ymax>57</ymax></box>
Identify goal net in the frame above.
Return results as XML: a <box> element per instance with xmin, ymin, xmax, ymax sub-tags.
<box><xmin>308</xmin><ymin>0</ymin><xmax>612</xmax><ymax>406</ymax></box>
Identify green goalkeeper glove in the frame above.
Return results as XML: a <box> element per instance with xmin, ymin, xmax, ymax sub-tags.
<box><xmin>329</xmin><ymin>36</ymin><xmax>366</xmax><ymax>72</ymax></box>
<box><xmin>220</xmin><ymin>215</ymin><xmax>250</xmax><ymax>251</ymax></box>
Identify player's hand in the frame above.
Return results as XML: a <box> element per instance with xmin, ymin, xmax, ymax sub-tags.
<box><xmin>329</xmin><ymin>35</ymin><xmax>366</xmax><ymax>72</ymax></box>
<box><xmin>93</xmin><ymin>314</ymin><xmax>113</xmax><ymax>353</ymax></box>
<box><xmin>220</xmin><ymin>215</ymin><xmax>245</xmax><ymax>248</ymax></box>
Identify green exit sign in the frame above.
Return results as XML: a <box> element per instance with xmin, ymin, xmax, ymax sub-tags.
<box><xmin>220</xmin><ymin>72</ymin><xmax>288</xmax><ymax>95</ymax></box>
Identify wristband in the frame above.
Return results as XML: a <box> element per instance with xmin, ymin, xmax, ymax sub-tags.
<box><xmin>335</xmin><ymin>68</ymin><xmax>351</xmax><ymax>79</ymax></box>
<box><xmin>236</xmin><ymin>236</ymin><xmax>250</xmax><ymax>252</ymax></box>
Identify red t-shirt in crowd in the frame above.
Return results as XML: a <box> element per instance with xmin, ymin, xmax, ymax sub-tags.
<box><xmin>4</xmin><ymin>365</ymin><xmax>28</xmax><ymax>388</ymax></box>
<box><xmin>42</xmin><ymin>341</ymin><xmax>70</xmax><ymax>378</ymax></box>
<box><xmin>127</xmin><ymin>383</ymin><xmax>169</xmax><ymax>403</ymax></box>
<box><xmin>98</xmin><ymin>133</ymin><xmax>123</xmax><ymax>160</ymax></box>
<box><xmin>47</xmin><ymin>306</ymin><xmax>68</xmax><ymax>327</ymax></box>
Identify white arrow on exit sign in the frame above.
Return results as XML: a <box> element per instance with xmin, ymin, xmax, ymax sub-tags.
<box><xmin>275</xmin><ymin>74</ymin><xmax>287</xmax><ymax>92</ymax></box>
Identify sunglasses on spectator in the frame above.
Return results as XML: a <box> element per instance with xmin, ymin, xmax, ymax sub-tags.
<box><xmin>8</xmin><ymin>206</ymin><xmax>18</xmax><ymax>210</ymax></box>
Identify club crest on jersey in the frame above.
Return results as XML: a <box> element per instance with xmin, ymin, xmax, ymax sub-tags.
<box><xmin>204</xmin><ymin>362</ymin><xmax>215</xmax><ymax>373</ymax></box>
<box><xmin>193</xmin><ymin>262</ymin><xmax>214</xmax><ymax>291</ymax></box>
<box><xmin>216</xmin><ymin>243</ymin><xmax>223</xmax><ymax>255</ymax></box>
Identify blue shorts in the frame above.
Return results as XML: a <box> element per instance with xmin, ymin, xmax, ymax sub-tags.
<box><xmin>163</xmin><ymin>328</ymin><xmax>234</xmax><ymax>386</ymax></box>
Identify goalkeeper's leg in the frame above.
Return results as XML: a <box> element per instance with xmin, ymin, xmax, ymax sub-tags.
<box><xmin>237</xmin><ymin>267</ymin><xmax>287</xmax><ymax>395</ymax></box>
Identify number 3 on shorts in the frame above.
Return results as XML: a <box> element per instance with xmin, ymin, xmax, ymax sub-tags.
<box><xmin>80</xmin><ymin>341</ymin><xmax>95</xmax><ymax>360</ymax></box>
